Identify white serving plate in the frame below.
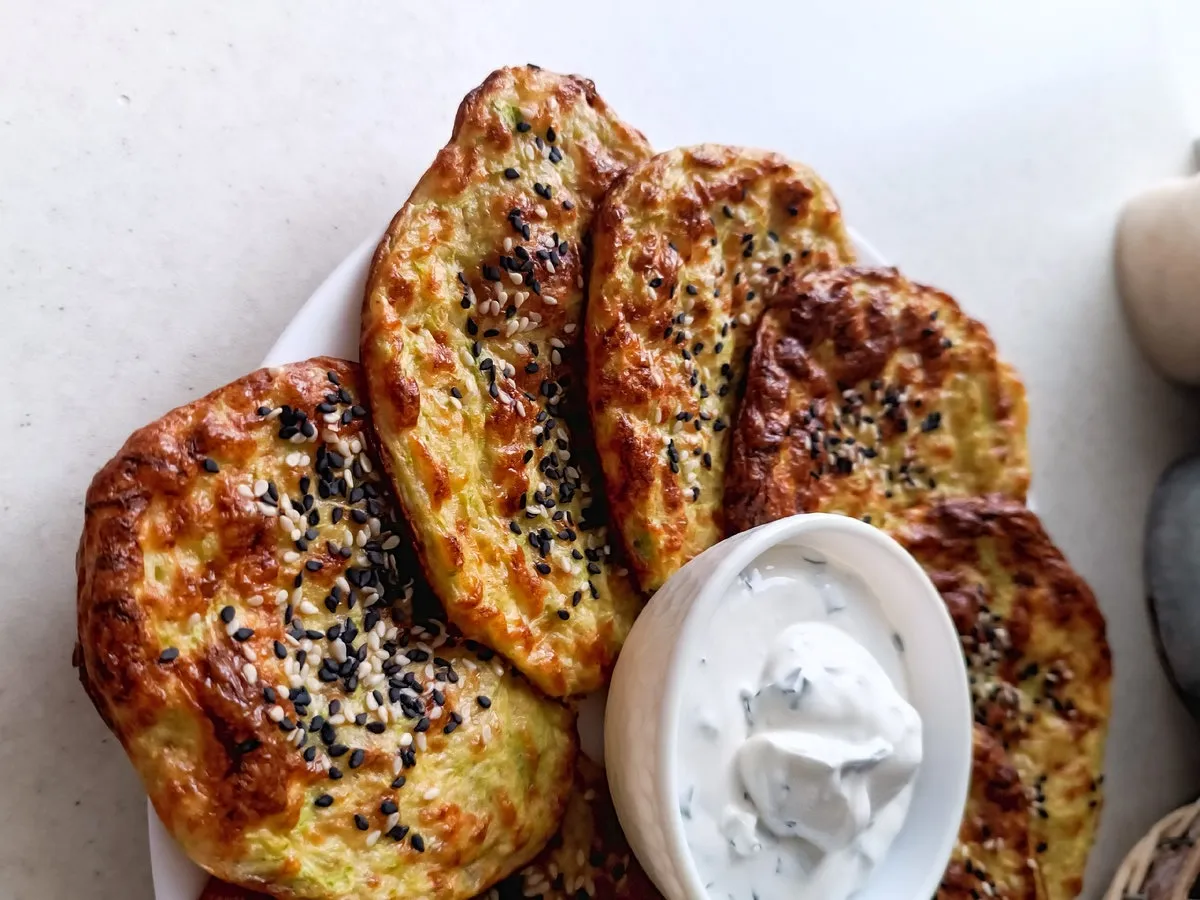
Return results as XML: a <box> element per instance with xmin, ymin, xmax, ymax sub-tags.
<box><xmin>148</xmin><ymin>227</ymin><xmax>888</xmax><ymax>900</ymax></box>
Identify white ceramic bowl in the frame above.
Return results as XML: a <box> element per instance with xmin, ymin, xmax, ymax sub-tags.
<box><xmin>605</xmin><ymin>513</ymin><xmax>971</xmax><ymax>900</ymax></box>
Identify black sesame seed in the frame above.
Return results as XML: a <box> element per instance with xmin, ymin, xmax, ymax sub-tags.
<box><xmin>355</xmin><ymin>814</ymin><xmax>369</xmax><ymax>831</ymax></box>
<box><xmin>516</xmin><ymin>121</ymin><xmax>531</xmax><ymax>133</ymax></box>
<box><xmin>328</xmin><ymin>766</ymin><xmax>343</xmax><ymax>780</ymax></box>
<box><xmin>314</xmin><ymin>794</ymin><xmax>334</xmax><ymax>808</ymax></box>
<box><xmin>202</xmin><ymin>458</ymin><xmax>219</xmax><ymax>473</ymax></box>
<box><xmin>443</xmin><ymin>721</ymin><xmax>458</xmax><ymax>734</ymax></box>
<box><xmin>477</xmin><ymin>695</ymin><xmax>492</xmax><ymax>708</ymax></box>
<box><xmin>503</xmin><ymin>167</ymin><xmax>519</xmax><ymax>180</ymax></box>
<box><xmin>548</xmin><ymin>146</ymin><xmax>562</xmax><ymax>164</ymax></box>
<box><xmin>414</xmin><ymin>717</ymin><xmax>430</xmax><ymax>733</ymax></box>
<box><xmin>686</xmin><ymin>284</ymin><xmax>698</xmax><ymax>296</ymax></box>
<box><xmin>557</xmin><ymin>609</ymin><xmax>570</xmax><ymax>620</ymax></box>
<box><xmin>411</xmin><ymin>834</ymin><xmax>426</xmax><ymax>852</ymax></box>
<box><xmin>232</xmin><ymin>628</ymin><xmax>253</xmax><ymax>642</ymax></box>
<box><xmin>158</xmin><ymin>647</ymin><xmax>179</xmax><ymax>663</ymax></box>
<box><xmin>349</xmin><ymin>748</ymin><xmax>365</xmax><ymax>769</ymax></box>
<box><xmin>380</xmin><ymin>799</ymin><xmax>398</xmax><ymax>815</ymax></box>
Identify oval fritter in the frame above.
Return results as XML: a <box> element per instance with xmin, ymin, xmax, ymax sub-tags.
<box><xmin>75</xmin><ymin>359</ymin><xmax>576</xmax><ymax>900</ymax></box>
<box><xmin>587</xmin><ymin>145</ymin><xmax>854</xmax><ymax>591</ymax></box>
<box><xmin>890</xmin><ymin>497</ymin><xmax>1111</xmax><ymax>900</ymax></box>
<box><xmin>201</xmin><ymin>757</ymin><xmax>660</xmax><ymax>900</ymax></box>
<box><xmin>938</xmin><ymin>726</ymin><xmax>1036</xmax><ymax>900</ymax></box>
<box><xmin>362</xmin><ymin>65</ymin><xmax>651</xmax><ymax>697</ymax></box>
<box><xmin>723</xmin><ymin>267</ymin><xmax>1029</xmax><ymax>535</ymax></box>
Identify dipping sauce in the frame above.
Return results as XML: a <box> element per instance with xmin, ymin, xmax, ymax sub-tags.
<box><xmin>674</xmin><ymin>545</ymin><xmax>922</xmax><ymax>900</ymax></box>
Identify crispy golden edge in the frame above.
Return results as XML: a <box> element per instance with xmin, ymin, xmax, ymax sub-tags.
<box><xmin>891</xmin><ymin>497</ymin><xmax>1111</xmax><ymax>900</ymax></box>
<box><xmin>362</xmin><ymin>65</ymin><xmax>651</xmax><ymax>697</ymax></box>
<box><xmin>724</xmin><ymin>266</ymin><xmax>1030</xmax><ymax>534</ymax></box>
<box><xmin>586</xmin><ymin>145</ymin><xmax>855</xmax><ymax>591</ymax></box>
<box><xmin>75</xmin><ymin>358</ymin><xmax>577</xmax><ymax>900</ymax></box>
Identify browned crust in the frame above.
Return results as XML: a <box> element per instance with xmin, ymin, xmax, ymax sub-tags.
<box><xmin>891</xmin><ymin>497</ymin><xmax>1111</xmax><ymax>900</ymax></box>
<box><xmin>361</xmin><ymin>65</ymin><xmax>650</xmax><ymax>697</ymax></box>
<box><xmin>723</xmin><ymin>266</ymin><xmax>1030</xmax><ymax>534</ymax></box>
<box><xmin>586</xmin><ymin>145</ymin><xmax>855</xmax><ymax>591</ymax></box>
<box><xmin>938</xmin><ymin>726</ymin><xmax>1037</xmax><ymax>900</ymax></box>
<box><xmin>75</xmin><ymin>358</ymin><xmax>577</xmax><ymax>900</ymax></box>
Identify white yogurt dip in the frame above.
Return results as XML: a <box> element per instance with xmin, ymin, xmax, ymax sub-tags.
<box><xmin>674</xmin><ymin>544</ymin><xmax>923</xmax><ymax>900</ymax></box>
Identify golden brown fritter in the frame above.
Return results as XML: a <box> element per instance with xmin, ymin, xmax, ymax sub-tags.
<box><xmin>586</xmin><ymin>145</ymin><xmax>854</xmax><ymax>591</ymax></box>
<box><xmin>891</xmin><ymin>498</ymin><xmax>1111</xmax><ymax>900</ymax></box>
<box><xmin>201</xmin><ymin>758</ymin><xmax>659</xmax><ymax>900</ymax></box>
<box><xmin>938</xmin><ymin>726</ymin><xmax>1037</xmax><ymax>900</ymax></box>
<box><xmin>723</xmin><ymin>267</ymin><xmax>1029</xmax><ymax>534</ymax></box>
<box><xmin>75</xmin><ymin>359</ymin><xmax>576</xmax><ymax>900</ymax></box>
<box><xmin>362</xmin><ymin>65</ymin><xmax>651</xmax><ymax>697</ymax></box>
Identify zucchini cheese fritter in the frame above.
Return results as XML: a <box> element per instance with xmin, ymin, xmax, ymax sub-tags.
<box><xmin>362</xmin><ymin>65</ymin><xmax>651</xmax><ymax>696</ymax></box>
<box><xmin>938</xmin><ymin>727</ymin><xmax>1036</xmax><ymax>900</ymax></box>
<box><xmin>724</xmin><ymin>267</ymin><xmax>1029</xmax><ymax>534</ymax></box>
<box><xmin>586</xmin><ymin>145</ymin><xmax>854</xmax><ymax>591</ymax></box>
<box><xmin>201</xmin><ymin>758</ymin><xmax>659</xmax><ymax>900</ymax></box>
<box><xmin>892</xmin><ymin>498</ymin><xmax>1111</xmax><ymax>900</ymax></box>
<box><xmin>75</xmin><ymin>360</ymin><xmax>576</xmax><ymax>900</ymax></box>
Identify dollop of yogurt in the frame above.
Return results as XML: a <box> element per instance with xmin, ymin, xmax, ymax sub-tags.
<box><xmin>675</xmin><ymin>546</ymin><xmax>924</xmax><ymax>900</ymax></box>
<box><xmin>734</xmin><ymin>622</ymin><xmax>922</xmax><ymax>855</ymax></box>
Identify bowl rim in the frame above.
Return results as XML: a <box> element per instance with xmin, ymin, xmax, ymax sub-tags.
<box><xmin>653</xmin><ymin>512</ymin><xmax>971</xmax><ymax>900</ymax></box>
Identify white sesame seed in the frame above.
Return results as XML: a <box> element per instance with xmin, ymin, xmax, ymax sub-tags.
<box><xmin>508</xmin><ymin>271</ymin><xmax>523</xmax><ymax>285</ymax></box>
<box><xmin>257</xmin><ymin>501</ymin><xmax>278</xmax><ymax>517</ymax></box>
<box><xmin>550</xmin><ymin>349</ymin><xmax>562</xmax><ymax>365</ymax></box>
<box><xmin>274</xmin><ymin>589</ymin><xmax>289</xmax><ymax>605</ymax></box>
<box><xmin>237</xmin><ymin>484</ymin><xmax>254</xmax><ymax>499</ymax></box>
<box><xmin>242</xmin><ymin>646</ymin><xmax>257</xmax><ymax>662</ymax></box>
<box><xmin>242</xmin><ymin>663</ymin><xmax>258</xmax><ymax>684</ymax></box>
<box><xmin>265</xmin><ymin>407</ymin><xmax>283</xmax><ymax>420</ymax></box>
<box><xmin>331</xmin><ymin>639</ymin><xmax>347</xmax><ymax>664</ymax></box>
<box><xmin>299</xmin><ymin>600</ymin><xmax>319</xmax><ymax>616</ymax></box>
<box><xmin>283</xmin><ymin>550</ymin><xmax>300</xmax><ymax>564</ymax></box>
<box><xmin>738</xmin><ymin>312</ymin><xmax>753</xmax><ymax>326</ymax></box>
<box><xmin>534</xmin><ymin>204</ymin><xmax>548</xmax><ymax>219</ymax></box>
<box><xmin>366</xmin><ymin>830</ymin><xmax>381</xmax><ymax>848</ymax></box>
<box><xmin>416</xmin><ymin>732</ymin><xmax>428</xmax><ymax>751</ymax></box>
<box><xmin>505</xmin><ymin>319</ymin><xmax>520</xmax><ymax>337</ymax></box>
<box><xmin>543</xmin><ymin>294</ymin><xmax>558</xmax><ymax>305</ymax></box>
<box><xmin>514</xmin><ymin>291</ymin><xmax>528</xmax><ymax>309</ymax></box>
<box><xmin>482</xmin><ymin>724</ymin><xmax>493</xmax><ymax>743</ymax></box>
<box><xmin>268</xmin><ymin>705</ymin><xmax>285</xmax><ymax>722</ymax></box>
<box><xmin>385</xmin><ymin>811</ymin><xmax>400</xmax><ymax>831</ymax></box>
<box><xmin>290</xmin><ymin>432</ymin><xmax>307</xmax><ymax>444</ymax></box>
<box><xmin>423</xmin><ymin>787</ymin><xmax>440</xmax><ymax>800</ymax></box>
<box><xmin>188</xmin><ymin>612</ymin><xmax>202</xmax><ymax>627</ymax></box>
<box><xmin>503</xmin><ymin>237</ymin><xmax>513</xmax><ymax>251</ymax></box>
<box><xmin>550</xmin><ymin>337</ymin><xmax>565</xmax><ymax>349</ymax></box>
<box><xmin>563</xmin><ymin>323</ymin><xmax>577</xmax><ymax>334</ymax></box>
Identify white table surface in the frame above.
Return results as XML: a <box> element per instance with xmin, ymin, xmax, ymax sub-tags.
<box><xmin>3</xmin><ymin>2</ymin><xmax>1199</xmax><ymax>898</ymax></box>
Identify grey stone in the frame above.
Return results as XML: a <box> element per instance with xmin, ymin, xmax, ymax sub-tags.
<box><xmin>1147</xmin><ymin>453</ymin><xmax>1200</xmax><ymax>719</ymax></box>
